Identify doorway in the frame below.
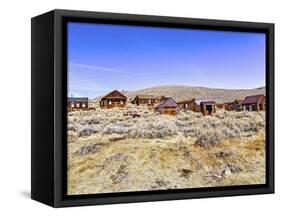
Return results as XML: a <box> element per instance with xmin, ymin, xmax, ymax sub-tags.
<box><xmin>206</xmin><ymin>105</ymin><xmax>213</xmax><ymax>115</ymax></box>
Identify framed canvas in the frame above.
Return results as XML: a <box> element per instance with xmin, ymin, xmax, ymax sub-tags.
<box><xmin>31</xmin><ymin>9</ymin><xmax>274</xmax><ymax>207</ymax></box>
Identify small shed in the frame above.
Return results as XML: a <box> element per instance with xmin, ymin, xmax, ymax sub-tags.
<box><xmin>200</xmin><ymin>101</ymin><xmax>216</xmax><ymax>115</ymax></box>
<box><xmin>177</xmin><ymin>98</ymin><xmax>195</xmax><ymax>110</ymax></box>
<box><xmin>241</xmin><ymin>94</ymin><xmax>265</xmax><ymax>111</ymax></box>
<box><xmin>68</xmin><ymin>97</ymin><xmax>88</xmax><ymax>110</ymax></box>
<box><xmin>132</xmin><ymin>95</ymin><xmax>156</xmax><ymax>106</ymax></box>
<box><xmin>100</xmin><ymin>90</ymin><xmax>127</xmax><ymax>109</ymax></box>
<box><xmin>155</xmin><ymin>97</ymin><xmax>179</xmax><ymax>115</ymax></box>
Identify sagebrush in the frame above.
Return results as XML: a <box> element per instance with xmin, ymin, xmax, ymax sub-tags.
<box><xmin>68</xmin><ymin>105</ymin><xmax>265</xmax><ymax>147</ymax></box>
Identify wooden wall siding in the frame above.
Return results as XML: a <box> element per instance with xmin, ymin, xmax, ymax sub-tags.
<box><xmin>242</xmin><ymin>95</ymin><xmax>266</xmax><ymax>112</ymax></box>
<box><xmin>242</xmin><ymin>102</ymin><xmax>265</xmax><ymax>111</ymax></box>
<box><xmin>132</xmin><ymin>96</ymin><xmax>156</xmax><ymax>106</ymax></box>
<box><xmin>177</xmin><ymin>99</ymin><xmax>196</xmax><ymax>110</ymax></box>
<box><xmin>140</xmin><ymin>98</ymin><xmax>155</xmax><ymax>106</ymax></box>
<box><xmin>67</xmin><ymin>101</ymin><xmax>88</xmax><ymax>110</ymax></box>
<box><xmin>225</xmin><ymin>102</ymin><xmax>236</xmax><ymax>111</ymax></box>
<box><xmin>132</xmin><ymin>96</ymin><xmax>168</xmax><ymax>106</ymax></box>
<box><xmin>200</xmin><ymin>104</ymin><xmax>216</xmax><ymax>116</ymax></box>
<box><xmin>160</xmin><ymin>107</ymin><xmax>178</xmax><ymax>115</ymax></box>
<box><xmin>216</xmin><ymin>103</ymin><xmax>226</xmax><ymax>109</ymax></box>
<box><xmin>188</xmin><ymin>101</ymin><xmax>200</xmax><ymax>112</ymax></box>
<box><xmin>258</xmin><ymin>96</ymin><xmax>266</xmax><ymax>111</ymax></box>
<box><xmin>100</xmin><ymin>99</ymin><xmax>126</xmax><ymax>108</ymax></box>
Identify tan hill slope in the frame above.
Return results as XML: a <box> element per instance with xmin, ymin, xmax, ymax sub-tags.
<box><xmin>95</xmin><ymin>85</ymin><xmax>265</xmax><ymax>103</ymax></box>
<box><xmin>124</xmin><ymin>85</ymin><xmax>265</xmax><ymax>103</ymax></box>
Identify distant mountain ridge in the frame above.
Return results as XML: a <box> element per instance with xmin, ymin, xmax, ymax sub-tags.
<box><xmin>95</xmin><ymin>85</ymin><xmax>265</xmax><ymax>103</ymax></box>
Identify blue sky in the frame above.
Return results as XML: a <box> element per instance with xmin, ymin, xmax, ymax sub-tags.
<box><xmin>67</xmin><ymin>22</ymin><xmax>266</xmax><ymax>98</ymax></box>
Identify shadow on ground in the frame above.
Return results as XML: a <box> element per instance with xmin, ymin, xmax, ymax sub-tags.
<box><xmin>19</xmin><ymin>191</ymin><xmax>31</xmax><ymax>199</ymax></box>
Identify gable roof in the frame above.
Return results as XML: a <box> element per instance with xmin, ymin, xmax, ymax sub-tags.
<box><xmin>194</xmin><ymin>100</ymin><xmax>215</xmax><ymax>105</ymax></box>
<box><xmin>156</xmin><ymin>97</ymin><xmax>178</xmax><ymax>109</ymax></box>
<box><xmin>101</xmin><ymin>90</ymin><xmax>127</xmax><ymax>100</ymax></box>
<box><xmin>242</xmin><ymin>94</ymin><xmax>264</xmax><ymax>105</ymax></box>
<box><xmin>68</xmin><ymin>97</ymin><xmax>88</xmax><ymax>102</ymax></box>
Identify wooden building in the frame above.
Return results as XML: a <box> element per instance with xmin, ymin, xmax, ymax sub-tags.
<box><xmin>188</xmin><ymin>100</ymin><xmax>201</xmax><ymax>112</ymax></box>
<box><xmin>68</xmin><ymin>97</ymin><xmax>88</xmax><ymax>110</ymax></box>
<box><xmin>155</xmin><ymin>98</ymin><xmax>179</xmax><ymax>115</ymax></box>
<box><xmin>100</xmin><ymin>90</ymin><xmax>127</xmax><ymax>109</ymax></box>
<box><xmin>225</xmin><ymin>99</ymin><xmax>242</xmax><ymax>111</ymax></box>
<box><xmin>177</xmin><ymin>98</ymin><xmax>195</xmax><ymax>110</ymax></box>
<box><xmin>216</xmin><ymin>103</ymin><xmax>227</xmax><ymax>109</ymax></box>
<box><xmin>188</xmin><ymin>100</ymin><xmax>216</xmax><ymax>115</ymax></box>
<box><xmin>200</xmin><ymin>101</ymin><xmax>216</xmax><ymax>115</ymax></box>
<box><xmin>155</xmin><ymin>96</ymin><xmax>168</xmax><ymax>104</ymax></box>
<box><xmin>241</xmin><ymin>94</ymin><xmax>265</xmax><ymax>111</ymax></box>
<box><xmin>132</xmin><ymin>95</ymin><xmax>156</xmax><ymax>106</ymax></box>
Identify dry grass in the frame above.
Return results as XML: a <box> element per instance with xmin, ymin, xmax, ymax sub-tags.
<box><xmin>67</xmin><ymin>104</ymin><xmax>265</xmax><ymax>195</ymax></box>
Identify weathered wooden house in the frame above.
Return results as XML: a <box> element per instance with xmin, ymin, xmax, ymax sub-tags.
<box><xmin>100</xmin><ymin>90</ymin><xmax>127</xmax><ymax>109</ymax></box>
<box><xmin>155</xmin><ymin>96</ymin><xmax>168</xmax><ymax>104</ymax></box>
<box><xmin>225</xmin><ymin>99</ymin><xmax>242</xmax><ymax>111</ymax></box>
<box><xmin>68</xmin><ymin>97</ymin><xmax>88</xmax><ymax>110</ymax></box>
<box><xmin>188</xmin><ymin>100</ymin><xmax>201</xmax><ymax>112</ymax></box>
<box><xmin>155</xmin><ymin>97</ymin><xmax>179</xmax><ymax>115</ymax></box>
<box><xmin>177</xmin><ymin>98</ymin><xmax>195</xmax><ymax>110</ymax></box>
<box><xmin>177</xmin><ymin>99</ymin><xmax>216</xmax><ymax>115</ymax></box>
<box><xmin>200</xmin><ymin>101</ymin><xmax>216</xmax><ymax>115</ymax></box>
<box><xmin>241</xmin><ymin>94</ymin><xmax>265</xmax><ymax>111</ymax></box>
<box><xmin>132</xmin><ymin>95</ymin><xmax>156</xmax><ymax>106</ymax></box>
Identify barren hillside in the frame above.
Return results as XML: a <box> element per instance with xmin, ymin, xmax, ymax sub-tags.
<box><xmin>95</xmin><ymin>85</ymin><xmax>265</xmax><ymax>103</ymax></box>
<box><xmin>124</xmin><ymin>85</ymin><xmax>265</xmax><ymax>102</ymax></box>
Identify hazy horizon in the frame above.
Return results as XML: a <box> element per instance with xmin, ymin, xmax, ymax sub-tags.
<box><xmin>67</xmin><ymin>22</ymin><xmax>266</xmax><ymax>98</ymax></box>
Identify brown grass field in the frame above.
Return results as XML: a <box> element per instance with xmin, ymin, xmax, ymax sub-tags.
<box><xmin>67</xmin><ymin>103</ymin><xmax>265</xmax><ymax>195</ymax></box>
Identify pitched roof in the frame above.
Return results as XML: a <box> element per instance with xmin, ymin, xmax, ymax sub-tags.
<box><xmin>194</xmin><ymin>100</ymin><xmax>215</xmax><ymax>105</ymax></box>
<box><xmin>68</xmin><ymin>97</ymin><xmax>88</xmax><ymax>102</ymax></box>
<box><xmin>156</xmin><ymin>98</ymin><xmax>178</xmax><ymax>109</ymax></box>
<box><xmin>155</xmin><ymin>96</ymin><xmax>168</xmax><ymax>101</ymax></box>
<box><xmin>155</xmin><ymin>95</ymin><xmax>166</xmax><ymax>99</ymax></box>
<box><xmin>101</xmin><ymin>90</ymin><xmax>127</xmax><ymax>100</ymax></box>
<box><xmin>234</xmin><ymin>99</ymin><xmax>243</xmax><ymax>104</ymax></box>
<box><xmin>200</xmin><ymin>101</ymin><xmax>216</xmax><ymax>105</ymax></box>
<box><xmin>134</xmin><ymin>95</ymin><xmax>155</xmax><ymax>99</ymax></box>
<box><xmin>242</xmin><ymin>94</ymin><xmax>264</xmax><ymax>105</ymax></box>
<box><xmin>177</xmin><ymin>98</ymin><xmax>195</xmax><ymax>104</ymax></box>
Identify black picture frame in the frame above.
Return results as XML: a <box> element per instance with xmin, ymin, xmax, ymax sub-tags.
<box><xmin>31</xmin><ymin>9</ymin><xmax>274</xmax><ymax>207</ymax></box>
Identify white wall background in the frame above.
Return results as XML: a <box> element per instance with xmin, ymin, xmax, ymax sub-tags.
<box><xmin>0</xmin><ymin>0</ymin><xmax>279</xmax><ymax>216</ymax></box>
